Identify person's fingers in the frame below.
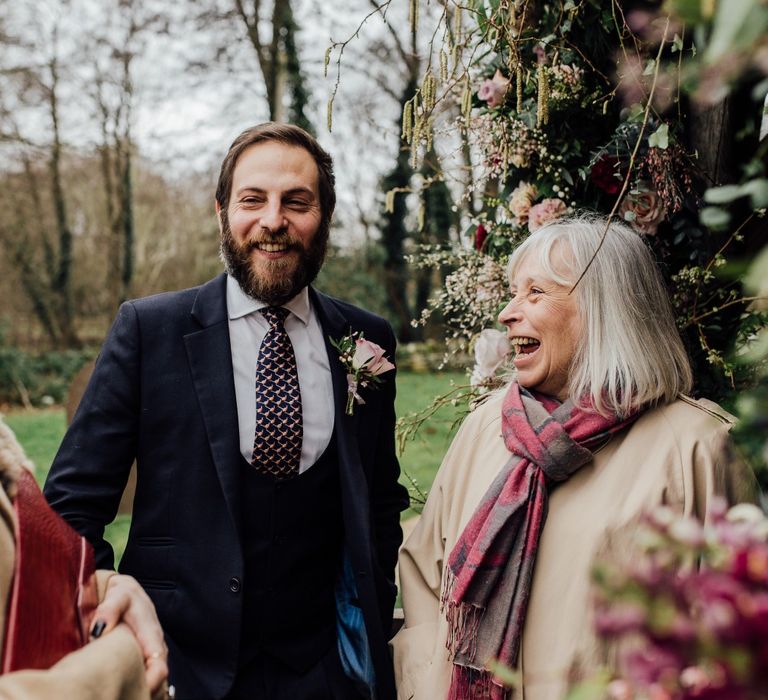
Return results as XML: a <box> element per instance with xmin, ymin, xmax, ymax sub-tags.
<box><xmin>144</xmin><ymin>651</ymin><xmax>169</xmax><ymax>695</ymax></box>
<box><xmin>94</xmin><ymin>574</ymin><xmax>169</xmax><ymax>693</ymax></box>
<box><xmin>91</xmin><ymin>576</ymin><xmax>131</xmax><ymax>637</ymax></box>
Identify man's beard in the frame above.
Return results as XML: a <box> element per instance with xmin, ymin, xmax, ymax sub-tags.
<box><xmin>219</xmin><ymin>211</ymin><xmax>328</xmax><ymax>306</ymax></box>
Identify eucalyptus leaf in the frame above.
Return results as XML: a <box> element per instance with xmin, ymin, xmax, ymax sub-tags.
<box><xmin>704</xmin><ymin>184</ymin><xmax>746</xmax><ymax>204</ymax></box>
<box><xmin>751</xmin><ymin>77</ymin><xmax>768</xmax><ymax>101</ymax></box>
<box><xmin>745</xmin><ymin>246</ymin><xmax>768</xmax><ymax>295</ymax></box>
<box><xmin>743</xmin><ymin>179</ymin><xmax>768</xmax><ymax>208</ymax></box>
<box><xmin>700</xmin><ymin>206</ymin><xmax>731</xmax><ymax>230</ymax></box>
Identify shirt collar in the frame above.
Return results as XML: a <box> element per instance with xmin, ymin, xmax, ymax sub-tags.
<box><xmin>226</xmin><ymin>274</ymin><xmax>311</xmax><ymax>326</ymax></box>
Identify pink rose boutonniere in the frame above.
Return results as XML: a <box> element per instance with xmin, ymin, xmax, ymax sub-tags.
<box><xmin>331</xmin><ymin>332</ymin><xmax>395</xmax><ymax>415</ymax></box>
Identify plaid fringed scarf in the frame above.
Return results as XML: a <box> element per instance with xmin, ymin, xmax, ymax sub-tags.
<box><xmin>442</xmin><ymin>383</ymin><xmax>639</xmax><ymax>699</ymax></box>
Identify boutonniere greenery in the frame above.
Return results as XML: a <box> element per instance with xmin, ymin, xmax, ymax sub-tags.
<box><xmin>330</xmin><ymin>332</ymin><xmax>395</xmax><ymax>415</ymax></box>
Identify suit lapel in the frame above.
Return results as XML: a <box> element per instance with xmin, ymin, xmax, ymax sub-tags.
<box><xmin>184</xmin><ymin>274</ymin><xmax>243</xmax><ymax>537</ymax></box>
<box><xmin>311</xmin><ymin>289</ymin><xmax>373</xmax><ymax>557</ymax></box>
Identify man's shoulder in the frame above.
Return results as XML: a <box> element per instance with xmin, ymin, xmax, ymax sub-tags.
<box><xmin>126</xmin><ymin>275</ymin><xmax>223</xmax><ymax>317</ymax></box>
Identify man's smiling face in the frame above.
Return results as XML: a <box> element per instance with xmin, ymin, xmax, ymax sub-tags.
<box><xmin>217</xmin><ymin>140</ymin><xmax>327</xmax><ymax>305</ymax></box>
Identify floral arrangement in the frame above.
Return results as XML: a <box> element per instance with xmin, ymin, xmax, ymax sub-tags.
<box><xmin>330</xmin><ymin>332</ymin><xmax>395</xmax><ymax>415</ymax></box>
<box><xmin>586</xmin><ymin>499</ymin><xmax>768</xmax><ymax>700</ymax></box>
<box><xmin>399</xmin><ymin>0</ymin><xmax>767</xmax><ymax>405</ymax></box>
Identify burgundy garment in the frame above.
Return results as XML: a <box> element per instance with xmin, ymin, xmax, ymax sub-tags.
<box><xmin>2</xmin><ymin>469</ymin><xmax>98</xmax><ymax>672</ymax></box>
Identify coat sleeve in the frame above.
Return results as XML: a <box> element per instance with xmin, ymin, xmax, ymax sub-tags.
<box><xmin>44</xmin><ymin>302</ymin><xmax>141</xmax><ymax>569</ymax></box>
<box><xmin>0</xmin><ymin>489</ymin><xmax>149</xmax><ymax>700</ymax></box>
<box><xmin>369</xmin><ymin>322</ymin><xmax>410</xmax><ymax>631</ymax></box>
<box><xmin>0</xmin><ymin>626</ymin><xmax>149</xmax><ymax>700</ymax></box>
<box><xmin>680</xmin><ymin>407</ymin><xmax>761</xmax><ymax>519</ymax></box>
<box><xmin>391</xmin><ymin>410</ymin><xmax>483</xmax><ymax>700</ymax></box>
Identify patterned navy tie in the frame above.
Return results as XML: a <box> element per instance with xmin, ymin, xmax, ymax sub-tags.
<box><xmin>251</xmin><ymin>306</ymin><xmax>303</xmax><ymax>479</ymax></box>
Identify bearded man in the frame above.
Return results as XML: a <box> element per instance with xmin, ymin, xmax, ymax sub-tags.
<box><xmin>44</xmin><ymin>123</ymin><xmax>409</xmax><ymax>700</ymax></box>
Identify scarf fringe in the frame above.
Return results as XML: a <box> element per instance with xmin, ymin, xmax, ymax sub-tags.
<box><xmin>442</xmin><ymin>568</ymin><xmax>485</xmax><ymax>661</ymax></box>
<box><xmin>448</xmin><ymin>664</ymin><xmax>509</xmax><ymax>700</ymax></box>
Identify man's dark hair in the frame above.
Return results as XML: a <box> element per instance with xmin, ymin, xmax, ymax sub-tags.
<box><xmin>215</xmin><ymin>122</ymin><xmax>336</xmax><ymax>223</ymax></box>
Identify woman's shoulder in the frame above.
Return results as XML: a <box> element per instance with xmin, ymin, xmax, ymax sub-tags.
<box><xmin>463</xmin><ymin>388</ymin><xmax>506</xmax><ymax>434</ymax></box>
<box><xmin>643</xmin><ymin>395</ymin><xmax>735</xmax><ymax>434</ymax></box>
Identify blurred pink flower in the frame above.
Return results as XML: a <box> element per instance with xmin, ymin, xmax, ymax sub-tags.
<box><xmin>595</xmin><ymin>601</ymin><xmax>648</xmax><ymax>636</ymax></box>
<box><xmin>477</xmin><ymin>69</ymin><xmax>510</xmax><ymax>108</ymax></box>
<box><xmin>528</xmin><ymin>198</ymin><xmax>568</xmax><ymax>232</ymax></box>
<box><xmin>620</xmin><ymin>185</ymin><xmax>667</xmax><ymax>236</ymax></box>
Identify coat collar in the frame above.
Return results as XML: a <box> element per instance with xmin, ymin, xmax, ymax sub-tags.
<box><xmin>190</xmin><ymin>273</ymin><xmax>228</xmax><ymax>328</ymax></box>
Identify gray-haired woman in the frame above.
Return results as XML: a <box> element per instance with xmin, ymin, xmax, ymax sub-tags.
<box><xmin>391</xmin><ymin>216</ymin><xmax>757</xmax><ymax>700</ymax></box>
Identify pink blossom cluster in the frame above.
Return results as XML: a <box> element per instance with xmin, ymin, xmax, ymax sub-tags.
<box><xmin>593</xmin><ymin>499</ymin><xmax>768</xmax><ymax>700</ymax></box>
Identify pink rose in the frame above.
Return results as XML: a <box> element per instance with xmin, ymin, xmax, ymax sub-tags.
<box><xmin>352</xmin><ymin>338</ymin><xmax>395</xmax><ymax>376</ymax></box>
<box><xmin>508</xmin><ymin>182</ymin><xmax>538</xmax><ymax>225</ymax></box>
<box><xmin>477</xmin><ymin>69</ymin><xmax>510</xmax><ymax>109</ymax></box>
<box><xmin>528</xmin><ymin>198</ymin><xmax>568</xmax><ymax>232</ymax></box>
<box><xmin>619</xmin><ymin>184</ymin><xmax>667</xmax><ymax>236</ymax></box>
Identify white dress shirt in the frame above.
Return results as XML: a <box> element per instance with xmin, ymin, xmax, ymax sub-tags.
<box><xmin>226</xmin><ymin>275</ymin><xmax>335</xmax><ymax>472</ymax></box>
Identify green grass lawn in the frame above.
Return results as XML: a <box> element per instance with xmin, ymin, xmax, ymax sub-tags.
<box><xmin>4</xmin><ymin>370</ymin><xmax>467</xmax><ymax>561</ymax></box>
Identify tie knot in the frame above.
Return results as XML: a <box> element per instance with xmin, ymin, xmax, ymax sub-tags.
<box><xmin>261</xmin><ymin>306</ymin><xmax>289</xmax><ymax>329</ymax></box>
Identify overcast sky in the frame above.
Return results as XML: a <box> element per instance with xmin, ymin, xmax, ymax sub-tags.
<box><xmin>4</xmin><ymin>0</ymin><xmax>418</xmax><ymax>244</ymax></box>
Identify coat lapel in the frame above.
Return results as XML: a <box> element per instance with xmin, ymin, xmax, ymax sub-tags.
<box><xmin>310</xmin><ymin>289</ymin><xmax>373</xmax><ymax>557</ymax></box>
<box><xmin>184</xmin><ymin>274</ymin><xmax>243</xmax><ymax>538</ymax></box>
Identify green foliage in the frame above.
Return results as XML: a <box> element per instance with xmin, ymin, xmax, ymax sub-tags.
<box><xmin>0</xmin><ymin>329</ymin><xmax>95</xmax><ymax>406</ymax></box>
<box><xmin>396</xmin><ymin>0</ymin><xmax>767</xmax><ymax>410</ymax></box>
<box><xmin>315</xmin><ymin>243</ymin><xmax>390</xmax><ymax>322</ymax></box>
<box><xmin>3</xmin><ymin>410</ymin><xmax>66</xmax><ymax>484</ymax></box>
<box><xmin>395</xmin><ymin>371</ymin><xmax>467</xmax><ymax>515</ymax></box>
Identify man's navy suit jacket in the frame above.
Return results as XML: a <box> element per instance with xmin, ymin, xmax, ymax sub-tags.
<box><xmin>44</xmin><ymin>273</ymin><xmax>409</xmax><ymax>700</ymax></box>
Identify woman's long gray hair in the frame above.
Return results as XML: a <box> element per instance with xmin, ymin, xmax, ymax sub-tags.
<box><xmin>508</xmin><ymin>214</ymin><xmax>693</xmax><ymax>417</ymax></box>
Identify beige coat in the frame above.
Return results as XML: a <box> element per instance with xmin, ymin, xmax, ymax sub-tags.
<box><xmin>0</xmin><ymin>420</ymin><xmax>149</xmax><ymax>700</ymax></box>
<box><xmin>392</xmin><ymin>394</ymin><xmax>758</xmax><ymax>700</ymax></box>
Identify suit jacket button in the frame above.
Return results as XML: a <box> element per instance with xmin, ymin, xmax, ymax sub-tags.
<box><xmin>229</xmin><ymin>577</ymin><xmax>242</xmax><ymax>593</ymax></box>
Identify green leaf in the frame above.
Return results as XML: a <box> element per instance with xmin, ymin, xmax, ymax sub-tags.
<box><xmin>745</xmin><ymin>246</ymin><xmax>768</xmax><ymax>295</ymax></box>
<box><xmin>751</xmin><ymin>77</ymin><xmax>768</xmax><ymax>101</ymax></box>
<box><xmin>486</xmin><ymin>659</ymin><xmax>520</xmax><ymax>687</ymax></box>
<box><xmin>648</xmin><ymin>123</ymin><xmax>669</xmax><ymax>149</ymax></box>
<box><xmin>742</xmin><ymin>178</ymin><xmax>768</xmax><ymax>208</ymax></box>
<box><xmin>643</xmin><ymin>59</ymin><xmax>656</xmax><ymax>76</ymax></box>
<box><xmin>699</xmin><ymin>206</ymin><xmax>731</xmax><ymax>230</ymax></box>
<box><xmin>671</xmin><ymin>33</ymin><xmax>684</xmax><ymax>53</ymax></box>
<box><xmin>703</xmin><ymin>184</ymin><xmax>746</xmax><ymax>204</ymax></box>
<box><xmin>665</xmin><ymin>0</ymin><xmax>705</xmax><ymax>24</ymax></box>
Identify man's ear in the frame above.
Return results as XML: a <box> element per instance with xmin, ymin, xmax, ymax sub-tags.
<box><xmin>214</xmin><ymin>199</ymin><xmax>223</xmax><ymax>235</ymax></box>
